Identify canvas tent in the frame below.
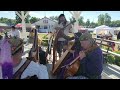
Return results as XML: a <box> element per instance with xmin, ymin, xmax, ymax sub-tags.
<box><xmin>114</xmin><ymin>27</ymin><xmax>120</xmax><ymax>35</ymax></box>
<box><xmin>93</xmin><ymin>25</ymin><xmax>115</xmax><ymax>37</ymax></box>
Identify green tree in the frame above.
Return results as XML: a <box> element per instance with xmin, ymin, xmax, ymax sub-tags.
<box><xmin>89</xmin><ymin>22</ymin><xmax>98</xmax><ymax>28</ymax></box>
<box><xmin>69</xmin><ymin>17</ymin><xmax>75</xmax><ymax>25</ymax></box>
<box><xmin>104</xmin><ymin>13</ymin><xmax>111</xmax><ymax>26</ymax></box>
<box><xmin>0</xmin><ymin>17</ymin><xmax>8</xmax><ymax>23</ymax></box>
<box><xmin>98</xmin><ymin>14</ymin><xmax>105</xmax><ymax>25</ymax></box>
<box><xmin>30</xmin><ymin>17</ymin><xmax>40</xmax><ymax>24</ymax></box>
<box><xmin>49</xmin><ymin>16</ymin><xmax>58</xmax><ymax>21</ymax></box>
<box><xmin>86</xmin><ymin>19</ymin><xmax>90</xmax><ymax>27</ymax></box>
<box><xmin>15</xmin><ymin>11</ymin><xmax>31</xmax><ymax>24</ymax></box>
<box><xmin>78</xmin><ymin>16</ymin><xmax>84</xmax><ymax>26</ymax></box>
<box><xmin>0</xmin><ymin>17</ymin><xmax>16</xmax><ymax>26</ymax></box>
<box><xmin>111</xmin><ymin>20</ymin><xmax>120</xmax><ymax>27</ymax></box>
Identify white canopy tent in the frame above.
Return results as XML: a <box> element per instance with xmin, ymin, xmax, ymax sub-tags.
<box><xmin>93</xmin><ymin>25</ymin><xmax>115</xmax><ymax>37</ymax></box>
<box><xmin>116</xmin><ymin>27</ymin><xmax>120</xmax><ymax>31</ymax></box>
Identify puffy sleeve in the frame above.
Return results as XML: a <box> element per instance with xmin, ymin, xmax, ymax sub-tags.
<box><xmin>52</xmin><ymin>22</ymin><xmax>58</xmax><ymax>33</ymax></box>
<box><xmin>8</xmin><ymin>31</ymin><xmax>12</xmax><ymax>37</ymax></box>
<box><xmin>17</xmin><ymin>30</ymin><xmax>21</xmax><ymax>38</ymax></box>
<box><xmin>66</xmin><ymin>22</ymin><xmax>74</xmax><ymax>33</ymax></box>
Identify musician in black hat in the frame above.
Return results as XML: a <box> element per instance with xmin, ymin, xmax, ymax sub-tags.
<box><xmin>53</xmin><ymin>14</ymin><xmax>73</xmax><ymax>58</ymax></box>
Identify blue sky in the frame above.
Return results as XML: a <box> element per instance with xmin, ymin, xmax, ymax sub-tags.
<box><xmin>0</xmin><ymin>11</ymin><xmax>120</xmax><ymax>23</ymax></box>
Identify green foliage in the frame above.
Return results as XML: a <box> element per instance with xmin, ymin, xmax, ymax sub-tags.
<box><xmin>78</xmin><ymin>16</ymin><xmax>85</xmax><ymax>26</ymax></box>
<box><xmin>86</xmin><ymin>19</ymin><xmax>90</xmax><ymax>27</ymax></box>
<box><xmin>106</xmin><ymin>54</ymin><xmax>115</xmax><ymax>64</ymax></box>
<box><xmin>49</xmin><ymin>16</ymin><xmax>58</xmax><ymax>21</ymax></box>
<box><xmin>104</xmin><ymin>13</ymin><xmax>111</xmax><ymax>26</ymax></box>
<box><xmin>41</xmin><ymin>40</ymin><xmax>48</xmax><ymax>46</ymax></box>
<box><xmin>98</xmin><ymin>13</ymin><xmax>111</xmax><ymax>26</ymax></box>
<box><xmin>114</xmin><ymin>51</ymin><xmax>120</xmax><ymax>54</ymax></box>
<box><xmin>110</xmin><ymin>20</ymin><xmax>120</xmax><ymax>27</ymax></box>
<box><xmin>30</xmin><ymin>17</ymin><xmax>40</xmax><ymax>24</ymax></box>
<box><xmin>0</xmin><ymin>17</ymin><xmax>16</xmax><ymax>25</ymax></box>
<box><xmin>15</xmin><ymin>11</ymin><xmax>31</xmax><ymax>24</ymax></box>
<box><xmin>69</xmin><ymin>17</ymin><xmax>76</xmax><ymax>25</ymax></box>
<box><xmin>114</xmin><ymin>56</ymin><xmax>120</xmax><ymax>66</ymax></box>
<box><xmin>43</xmin><ymin>35</ymin><xmax>48</xmax><ymax>39</ymax></box>
<box><xmin>98</xmin><ymin>14</ymin><xmax>105</xmax><ymax>25</ymax></box>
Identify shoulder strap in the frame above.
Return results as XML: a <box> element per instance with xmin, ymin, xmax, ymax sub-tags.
<box><xmin>13</xmin><ymin>60</ymin><xmax>31</xmax><ymax>79</ymax></box>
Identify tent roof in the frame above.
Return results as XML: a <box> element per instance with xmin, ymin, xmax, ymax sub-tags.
<box><xmin>115</xmin><ymin>27</ymin><xmax>120</xmax><ymax>31</ymax></box>
<box><xmin>15</xmin><ymin>23</ymin><xmax>32</xmax><ymax>28</ymax></box>
<box><xmin>78</xmin><ymin>26</ymin><xmax>87</xmax><ymax>30</ymax></box>
<box><xmin>0</xmin><ymin>23</ymin><xmax>8</xmax><ymax>26</ymax></box>
<box><xmin>94</xmin><ymin>25</ymin><xmax>113</xmax><ymax>30</ymax></box>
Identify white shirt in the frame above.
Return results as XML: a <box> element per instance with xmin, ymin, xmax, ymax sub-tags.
<box><xmin>13</xmin><ymin>58</ymin><xmax>49</xmax><ymax>79</ymax></box>
<box><xmin>9</xmin><ymin>30</ymin><xmax>21</xmax><ymax>38</ymax></box>
<box><xmin>53</xmin><ymin>21</ymin><xmax>73</xmax><ymax>41</ymax></box>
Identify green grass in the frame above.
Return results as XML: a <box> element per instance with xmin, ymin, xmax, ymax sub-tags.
<box><xmin>38</xmin><ymin>33</ymin><xmax>48</xmax><ymax>39</ymax></box>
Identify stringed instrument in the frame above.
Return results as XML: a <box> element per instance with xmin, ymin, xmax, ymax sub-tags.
<box><xmin>63</xmin><ymin>44</ymin><xmax>98</xmax><ymax>79</ymax></box>
<box><xmin>52</xmin><ymin>20</ymin><xmax>76</xmax><ymax>71</ymax></box>
<box><xmin>28</xmin><ymin>27</ymin><xmax>39</xmax><ymax>63</ymax></box>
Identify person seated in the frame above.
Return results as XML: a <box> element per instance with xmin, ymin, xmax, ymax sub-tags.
<box><xmin>8</xmin><ymin>36</ymin><xmax>49</xmax><ymax>79</ymax></box>
<box><xmin>64</xmin><ymin>32</ymin><xmax>103</xmax><ymax>79</ymax></box>
<box><xmin>8</xmin><ymin>26</ymin><xmax>21</xmax><ymax>38</ymax></box>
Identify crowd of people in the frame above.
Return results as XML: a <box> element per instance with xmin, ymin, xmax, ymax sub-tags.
<box><xmin>2</xmin><ymin>13</ymin><xmax>120</xmax><ymax>79</ymax></box>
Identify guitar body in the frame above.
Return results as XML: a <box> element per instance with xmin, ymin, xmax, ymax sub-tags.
<box><xmin>64</xmin><ymin>59</ymin><xmax>80</xmax><ymax>79</ymax></box>
<box><xmin>52</xmin><ymin>20</ymin><xmax>76</xmax><ymax>75</ymax></box>
<box><xmin>52</xmin><ymin>41</ymin><xmax>75</xmax><ymax>75</ymax></box>
<box><xmin>63</xmin><ymin>44</ymin><xmax>98</xmax><ymax>79</ymax></box>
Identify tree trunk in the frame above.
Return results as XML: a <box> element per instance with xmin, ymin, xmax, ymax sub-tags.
<box><xmin>21</xmin><ymin>18</ymin><xmax>26</xmax><ymax>39</ymax></box>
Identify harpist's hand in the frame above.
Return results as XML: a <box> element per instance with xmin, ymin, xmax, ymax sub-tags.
<box><xmin>79</xmin><ymin>51</ymin><xmax>86</xmax><ymax>60</ymax></box>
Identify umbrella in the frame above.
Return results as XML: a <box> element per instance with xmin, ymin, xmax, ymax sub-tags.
<box><xmin>15</xmin><ymin>23</ymin><xmax>22</xmax><ymax>28</ymax></box>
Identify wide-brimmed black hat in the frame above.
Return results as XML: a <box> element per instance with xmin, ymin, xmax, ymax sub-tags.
<box><xmin>59</xmin><ymin>14</ymin><xmax>65</xmax><ymax>18</ymax></box>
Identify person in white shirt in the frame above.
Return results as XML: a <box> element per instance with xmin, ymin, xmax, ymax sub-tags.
<box><xmin>53</xmin><ymin>14</ymin><xmax>73</xmax><ymax>57</ymax></box>
<box><xmin>8</xmin><ymin>37</ymin><xmax>49</xmax><ymax>79</ymax></box>
<box><xmin>9</xmin><ymin>26</ymin><xmax>21</xmax><ymax>38</ymax></box>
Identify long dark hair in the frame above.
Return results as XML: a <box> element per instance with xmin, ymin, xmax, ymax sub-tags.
<box><xmin>117</xmin><ymin>31</ymin><xmax>120</xmax><ymax>40</ymax></box>
<box><xmin>58</xmin><ymin>14</ymin><xmax>67</xmax><ymax>26</ymax></box>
